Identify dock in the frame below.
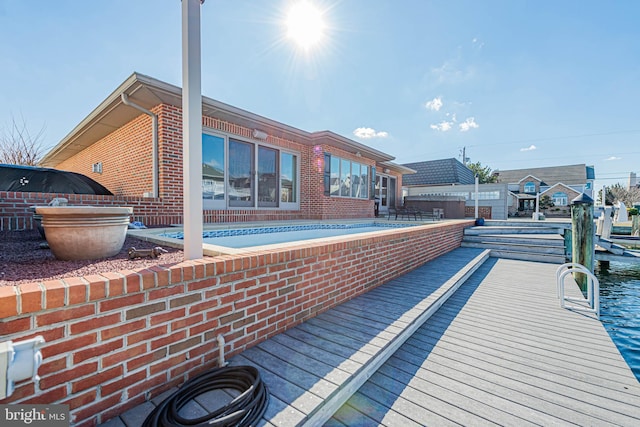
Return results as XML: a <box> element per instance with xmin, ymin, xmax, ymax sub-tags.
<box><xmin>101</xmin><ymin>247</ymin><xmax>640</xmax><ymax>427</ymax></box>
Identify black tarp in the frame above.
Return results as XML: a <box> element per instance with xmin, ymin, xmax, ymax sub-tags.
<box><xmin>0</xmin><ymin>164</ymin><xmax>113</xmax><ymax>195</ymax></box>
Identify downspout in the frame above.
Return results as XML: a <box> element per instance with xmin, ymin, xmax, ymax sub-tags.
<box><xmin>121</xmin><ymin>93</ymin><xmax>159</xmax><ymax>198</ymax></box>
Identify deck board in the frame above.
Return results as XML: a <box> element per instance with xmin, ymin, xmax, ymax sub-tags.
<box><xmin>332</xmin><ymin>258</ymin><xmax>640</xmax><ymax>426</ymax></box>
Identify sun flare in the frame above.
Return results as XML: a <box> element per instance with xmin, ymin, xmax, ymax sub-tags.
<box><xmin>286</xmin><ymin>1</ymin><xmax>325</xmax><ymax>50</ymax></box>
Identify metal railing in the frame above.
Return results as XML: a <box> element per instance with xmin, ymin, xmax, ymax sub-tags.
<box><xmin>556</xmin><ymin>262</ymin><xmax>600</xmax><ymax>319</ymax></box>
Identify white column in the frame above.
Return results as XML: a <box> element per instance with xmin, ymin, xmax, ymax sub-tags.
<box><xmin>182</xmin><ymin>0</ymin><xmax>203</xmax><ymax>260</ymax></box>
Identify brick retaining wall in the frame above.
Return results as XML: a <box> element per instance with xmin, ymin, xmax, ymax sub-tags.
<box><xmin>0</xmin><ymin>220</ymin><xmax>471</xmax><ymax>426</ymax></box>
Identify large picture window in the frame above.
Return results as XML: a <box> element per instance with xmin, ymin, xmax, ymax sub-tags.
<box><xmin>328</xmin><ymin>154</ymin><xmax>369</xmax><ymax>199</ymax></box>
<box><xmin>202</xmin><ymin>132</ymin><xmax>299</xmax><ymax>210</ymax></box>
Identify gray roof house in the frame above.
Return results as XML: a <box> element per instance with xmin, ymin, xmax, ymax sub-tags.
<box><xmin>494</xmin><ymin>164</ymin><xmax>595</xmax><ymax>188</ymax></box>
<box><xmin>494</xmin><ymin>163</ymin><xmax>595</xmax><ymax>217</ymax></box>
<box><xmin>401</xmin><ymin>158</ymin><xmax>475</xmax><ymax>186</ymax></box>
<box><xmin>400</xmin><ymin>158</ymin><xmax>507</xmax><ymax>219</ymax></box>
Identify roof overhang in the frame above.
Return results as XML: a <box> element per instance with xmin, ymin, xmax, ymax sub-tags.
<box><xmin>378</xmin><ymin>161</ymin><xmax>416</xmax><ymax>175</ymax></box>
<box><xmin>41</xmin><ymin>72</ymin><xmax>396</xmax><ymax>166</ymax></box>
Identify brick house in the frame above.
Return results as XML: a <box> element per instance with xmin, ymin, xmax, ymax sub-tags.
<box><xmin>39</xmin><ymin>72</ymin><xmax>413</xmax><ymax>224</ymax></box>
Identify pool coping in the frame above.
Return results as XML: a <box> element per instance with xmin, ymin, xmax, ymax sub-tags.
<box><xmin>127</xmin><ymin>218</ymin><xmax>456</xmax><ymax>256</ymax></box>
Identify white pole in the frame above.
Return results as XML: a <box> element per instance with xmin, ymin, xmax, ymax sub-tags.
<box><xmin>474</xmin><ymin>174</ymin><xmax>479</xmax><ymax>219</ymax></box>
<box><xmin>182</xmin><ymin>0</ymin><xmax>203</xmax><ymax>260</ymax></box>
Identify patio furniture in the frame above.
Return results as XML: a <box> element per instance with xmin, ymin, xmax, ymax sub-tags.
<box><xmin>388</xmin><ymin>206</ymin><xmax>416</xmax><ymax>220</ymax></box>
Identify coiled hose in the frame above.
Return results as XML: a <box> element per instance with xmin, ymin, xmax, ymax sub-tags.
<box><xmin>142</xmin><ymin>365</ymin><xmax>269</xmax><ymax>427</ymax></box>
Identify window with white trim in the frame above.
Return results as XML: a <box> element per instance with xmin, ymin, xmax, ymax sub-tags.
<box><xmin>524</xmin><ymin>181</ymin><xmax>536</xmax><ymax>193</ymax></box>
<box><xmin>202</xmin><ymin>132</ymin><xmax>300</xmax><ymax>210</ymax></box>
<box><xmin>552</xmin><ymin>191</ymin><xmax>568</xmax><ymax>206</ymax></box>
<box><xmin>328</xmin><ymin>155</ymin><xmax>369</xmax><ymax>199</ymax></box>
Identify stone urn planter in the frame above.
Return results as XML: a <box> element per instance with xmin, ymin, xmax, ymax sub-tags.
<box><xmin>35</xmin><ymin>206</ymin><xmax>133</xmax><ymax>260</ymax></box>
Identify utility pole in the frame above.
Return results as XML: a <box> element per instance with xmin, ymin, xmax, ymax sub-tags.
<box><xmin>460</xmin><ymin>147</ymin><xmax>469</xmax><ymax>165</ymax></box>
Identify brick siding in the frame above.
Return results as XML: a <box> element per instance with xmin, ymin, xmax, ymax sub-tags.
<box><xmin>0</xmin><ymin>220</ymin><xmax>471</xmax><ymax>426</ymax></box>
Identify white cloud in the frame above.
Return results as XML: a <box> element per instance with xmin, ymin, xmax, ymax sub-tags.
<box><xmin>459</xmin><ymin>117</ymin><xmax>479</xmax><ymax>132</ymax></box>
<box><xmin>353</xmin><ymin>127</ymin><xmax>389</xmax><ymax>139</ymax></box>
<box><xmin>425</xmin><ymin>97</ymin><xmax>443</xmax><ymax>111</ymax></box>
<box><xmin>520</xmin><ymin>145</ymin><xmax>537</xmax><ymax>152</ymax></box>
<box><xmin>430</xmin><ymin>121</ymin><xmax>453</xmax><ymax>132</ymax></box>
<box><xmin>604</xmin><ymin>156</ymin><xmax>622</xmax><ymax>161</ymax></box>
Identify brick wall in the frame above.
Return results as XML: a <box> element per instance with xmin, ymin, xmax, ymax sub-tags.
<box><xmin>0</xmin><ymin>192</ymin><xmax>182</xmax><ymax>231</ymax></box>
<box><xmin>0</xmin><ymin>220</ymin><xmax>471</xmax><ymax>426</ymax></box>
<box><xmin>25</xmin><ymin>103</ymin><xmax>402</xmax><ymax>224</ymax></box>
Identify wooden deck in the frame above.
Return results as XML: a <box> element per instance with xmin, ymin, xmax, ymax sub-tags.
<box><xmin>327</xmin><ymin>258</ymin><xmax>640</xmax><ymax>426</ymax></box>
<box><xmin>232</xmin><ymin>248</ymin><xmax>490</xmax><ymax>426</ymax></box>
<box><xmin>101</xmin><ymin>248</ymin><xmax>640</xmax><ymax>427</ymax></box>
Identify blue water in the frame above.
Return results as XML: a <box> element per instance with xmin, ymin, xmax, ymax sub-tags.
<box><xmin>162</xmin><ymin>222</ymin><xmax>416</xmax><ymax>249</ymax></box>
<box><xmin>596</xmin><ymin>261</ymin><xmax>640</xmax><ymax>382</ymax></box>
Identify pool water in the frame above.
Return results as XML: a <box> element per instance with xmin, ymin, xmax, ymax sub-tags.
<box><xmin>162</xmin><ymin>222</ymin><xmax>416</xmax><ymax>249</ymax></box>
<box><xmin>596</xmin><ymin>261</ymin><xmax>640</xmax><ymax>382</ymax></box>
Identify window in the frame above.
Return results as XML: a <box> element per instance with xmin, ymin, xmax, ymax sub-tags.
<box><xmin>330</xmin><ymin>156</ymin><xmax>340</xmax><ymax>196</ymax></box>
<box><xmin>280</xmin><ymin>152</ymin><xmax>297</xmax><ymax>203</ymax></box>
<box><xmin>327</xmin><ymin>154</ymin><xmax>369</xmax><ymax>199</ymax></box>
<box><xmin>229</xmin><ymin>140</ymin><xmax>254</xmax><ymax>207</ymax></box>
<box><xmin>340</xmin><ymin>158</ymin><xmax>350</xmax><ymax>197</ymax></box>
<box><xmin>470</xmin><ymin>191</ymin><xmax>500</xmax><ymax>200</ymax></box>
<box><xmin>202</xmin><ymin>134</ymin><xmax>225</xmax><ymax>209</ymax></box>
<box><xmin>359</xmin><ymin>166</ymin><xmax>368</xmax><ymax>199</ymax></box>
<box><xmin>524</xmin><ymin>181</ymin><xmax>536</xmax><ymax>193</ymax></box>
<box><xmin>553</xmin><ymin>191</ymin><xmax>568</xmax><ymax>206</ymax></box>
<box><xmin>202</xmin><ymin>133</ymin><xmax>299</xmax><ymax>210</ymax></box>
<box><xmin>258</xmin><ymin>146</ymin><xmax>278</xmax><ymax>207</ymax></box>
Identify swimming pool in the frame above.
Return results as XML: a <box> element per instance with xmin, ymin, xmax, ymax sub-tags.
<box><xmin>161</xmin><ymin>222</ymin><xmax>417</xmax><ymax>249</ymax></box>
<box><xmin>596</xmin><ymin>261</ymin><xmax>640</xmax><ymax>381</ymax></box>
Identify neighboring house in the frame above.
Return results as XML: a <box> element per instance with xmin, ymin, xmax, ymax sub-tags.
<box><xmin>402</xmin><ymin>158</ymin><xmax>508</xmax><ymax>219</ymax></box>
<box><xmin>494</xmin><ymin>164</ymin><xmax>595</xmax><ymax>217</ymax></box>
<box><xmin>39</xmin><ymin>72</ymin><xmax>413</xmax><ymax>223</ymax></box>
<box><xmin>402</xmin><ymin>158</ymin><xmax>475</xmax><ymax>187</ymax></box>
<box><xmin>401</xmin><ymin>160</ymin><xmax>596</xmax><ymax>220</ymax></box>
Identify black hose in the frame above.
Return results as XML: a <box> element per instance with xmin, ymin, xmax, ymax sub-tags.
<box><xmin>142</xmin><ymin>365</ymin><xmax>269</xmax><ymax>427</ymax></box>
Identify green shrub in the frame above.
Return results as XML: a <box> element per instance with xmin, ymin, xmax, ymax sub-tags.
<box><xmin>628</xmin><ymin>207</ymin><xmax>639</xmax><ymax>216</ymax></box>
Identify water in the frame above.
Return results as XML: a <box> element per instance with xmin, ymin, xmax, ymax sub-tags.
<box><xmin>596</xmin><ymin>261</ymin><xmax>640</xmax><ymax>381</ymax></box>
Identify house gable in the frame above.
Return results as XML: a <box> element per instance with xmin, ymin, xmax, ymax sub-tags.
<box><xmin>517</xmin><ymin>175</ymin><xmax>543</xmax><ymax>194</ymax></box>
<box><xmin>541</xmin><ymin>183</ymin><xmax>581</xmax><ymax>206</ymax></box>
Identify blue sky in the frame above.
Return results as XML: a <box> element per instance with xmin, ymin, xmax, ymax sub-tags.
<box><xmin>1</xmin><ymin>0</ymin><xmax>639</xmax><ymax>190</ymax></box>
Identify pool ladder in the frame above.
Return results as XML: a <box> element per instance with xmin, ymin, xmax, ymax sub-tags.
<box><xmin>556</xmin><ymin>263</ymin><xmax>600</xmax><ymax>319</ymax></box>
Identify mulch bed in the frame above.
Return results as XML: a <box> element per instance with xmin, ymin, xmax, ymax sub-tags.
<box><xmin>0</xmin><ymin>229</ymin><xmax>186</xmax><ymax>287</ymax></box>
